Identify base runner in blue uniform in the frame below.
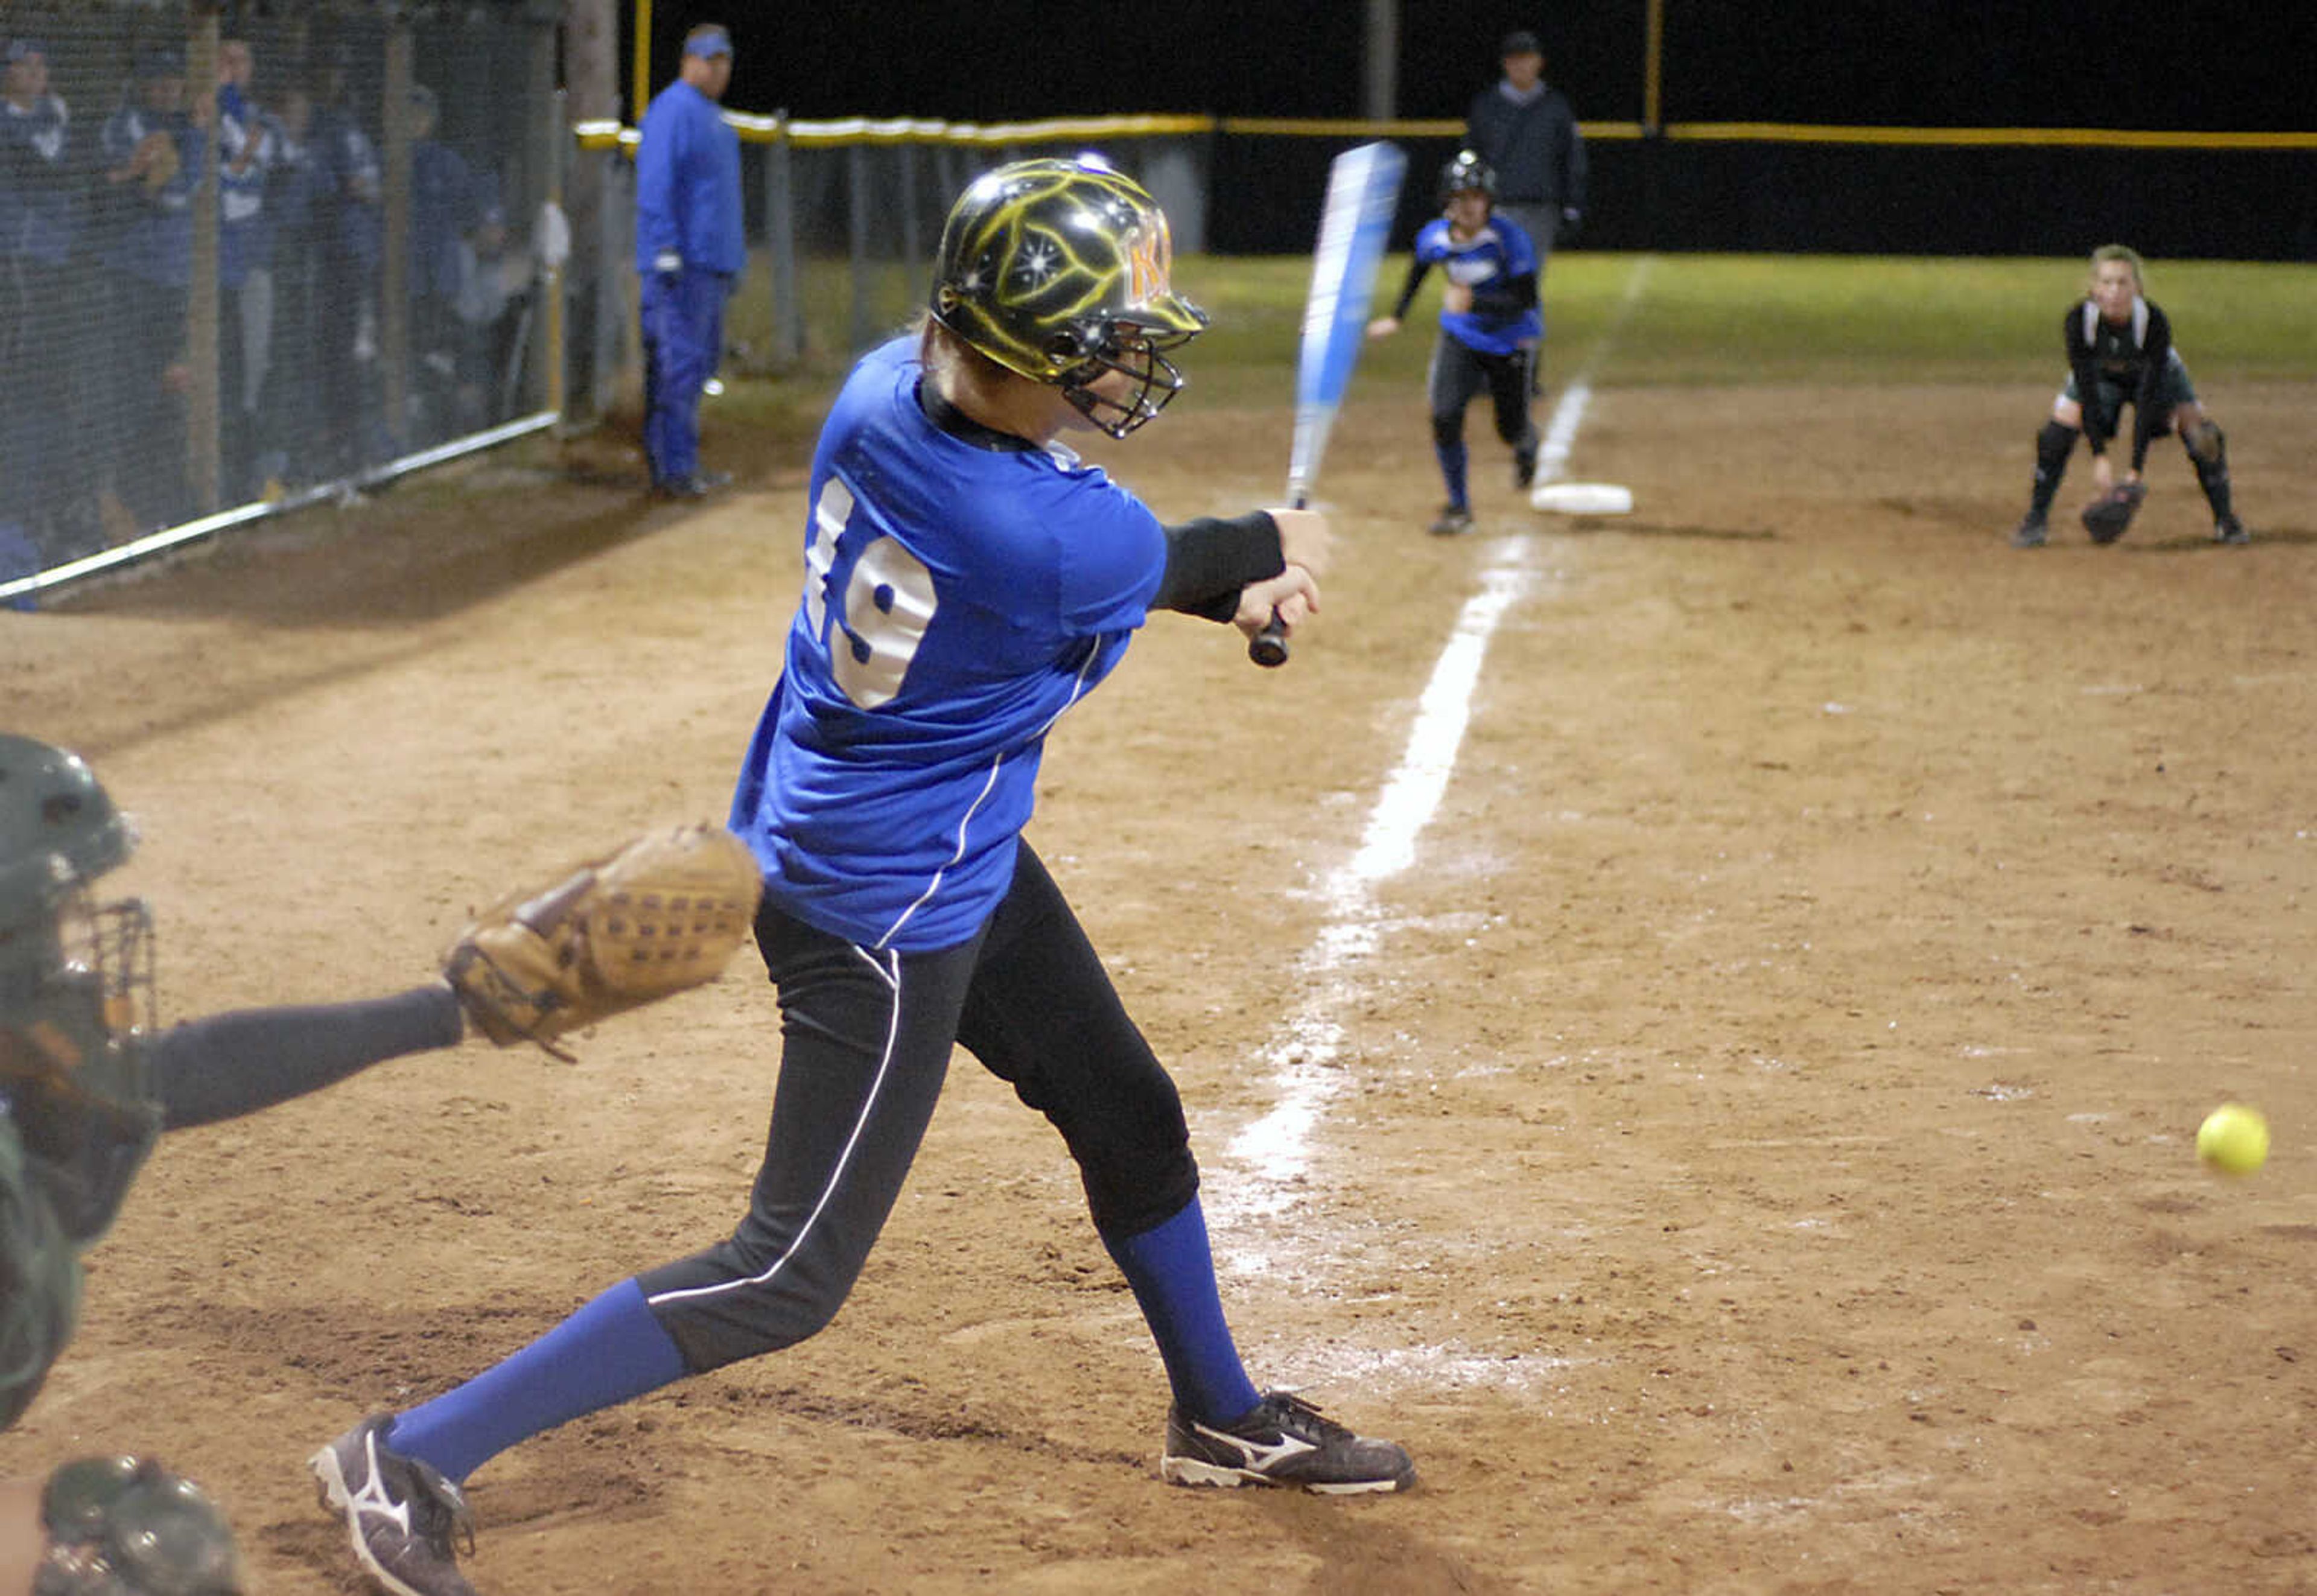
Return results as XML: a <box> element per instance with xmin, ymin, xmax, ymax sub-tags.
<box><xmin>1367</xmin><ymin>150</ymin><xmax>1542</xmax><ymax>536</ymax></box>
<box><xmin>310</xmin><ymin>157</ymin><xmax>1414</xmax><ymax>1596</ymax></box>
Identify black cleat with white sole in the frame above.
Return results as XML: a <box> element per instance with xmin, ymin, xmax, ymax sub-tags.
<box><xmin>310</xmin><ymin>1416</ymin><xmax>479</xmax><ymax>1596</ymax></box>
<box><xmin>1161</xmin><ymin>1390</ymin><xmax>1416</xmax><ymax>1495</ymax></box>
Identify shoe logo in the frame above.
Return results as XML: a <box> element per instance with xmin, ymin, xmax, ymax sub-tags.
<box><xmin>351</xmin><ymin>1433</ymin><xmax>413</xmax><ymax>1536</ymax></box>
<box><xmin>1193</xmin><ymin>1420</ymin><xmax>1315</xmax><ymax>1475</ymax></box>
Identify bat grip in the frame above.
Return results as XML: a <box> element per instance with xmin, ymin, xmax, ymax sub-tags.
<box><xmin>1247</xmin><ymin>490</ymin><xmax>1308</xmax><ymax>669</ymax></box>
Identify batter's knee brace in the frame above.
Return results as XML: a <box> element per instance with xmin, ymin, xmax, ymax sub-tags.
<box><xmin>1431</xmin><ymin>412</ymin><xmax>1465</xmax><ymax>451</ymax></box>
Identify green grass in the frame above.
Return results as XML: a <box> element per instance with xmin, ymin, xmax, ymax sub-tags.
<box><xmin>706</xmin><ymin>251</ymin><xmax>2315</xmax><ymax>432</ymax></box>
<box><xmin>1182</xmin><ymin>253</ymin><xmax>2317</xmax><ymax>394</ymax></box>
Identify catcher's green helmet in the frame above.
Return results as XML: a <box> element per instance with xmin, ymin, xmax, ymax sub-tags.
<box><xmin>929</xmin><ymin>156</ymin><xmax>1208</xmax><ymax>436</ymax></box>
<box><xmin>0</xmin><ymin>734</ymin><xmax>133</xmax><ymax>946</ymax></box>
<box><xmin>0</xmin><ymin>733</ymin><xmax>154</xmax><ymax>1057</ymax></box>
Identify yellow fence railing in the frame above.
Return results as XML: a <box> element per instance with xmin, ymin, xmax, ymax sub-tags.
<box><xmin>576</xmin><ymin>113</ymin><xmax>2316</xmax><ymax>154</ymax></box>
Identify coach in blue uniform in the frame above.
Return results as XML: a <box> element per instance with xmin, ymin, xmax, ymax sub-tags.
<box><xmin>1369</xmin><ymin>151</ymin><xmax>1542</xmax><ymax>535</ymax></box>
<box><xmin>634</xmin><ymin>24</ymin><xmax>742</xmax><ymax>498</ymax></box>
<box><xmin>310</xmin><ymin>157</ymin><xmax>1413</xmax><ymax>1596</ymax></box>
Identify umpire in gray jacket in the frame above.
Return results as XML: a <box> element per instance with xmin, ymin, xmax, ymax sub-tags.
<box><xmin>1463</xmin><ymin>30</ymin><xmax>1587</xmax><ymax>267</ymax></box>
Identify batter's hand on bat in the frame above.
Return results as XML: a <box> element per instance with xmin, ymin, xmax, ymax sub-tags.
<box><xmin>1267</xmin><ymin>506</ymin><xmax>1333</xmax><ymax>579</ymax></box>
<box><xmin>1367</xmin><ymin>315</ymin><xmax>1401</xmax><ymax>340</ymax></box>
<box><xmin>1236</xmin><ymin>566</ymin><xmax>1318</xmax><ymax>644</ymax></box>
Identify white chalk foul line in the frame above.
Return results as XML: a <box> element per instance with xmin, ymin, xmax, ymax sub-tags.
<box><xmin>1213</xmin><ymin>256</ymin><xmax>1654</xmax><ymax>1230</ymax></box>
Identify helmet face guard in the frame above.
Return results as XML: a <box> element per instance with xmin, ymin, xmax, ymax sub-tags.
<box><xmin>930</xmin><ymin>157</ymin><xmax>1209</xmax><ymax>438</ymax></box>
<box><xmin>1049</xmin><ymin>314</ymin><xmax>1200</xmax><ymax>439</ymax></box>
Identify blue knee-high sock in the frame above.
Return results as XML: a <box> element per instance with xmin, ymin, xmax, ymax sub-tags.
<box><xmin>385</xmin><ymin>1278</ymin><xmax>690</xmax><ymax>1484</ymax></box>
<box><xmin>1434</xmin><ymin>438</ymin><xmax>1470</xmax><ymax>511</ymax></box>
<box><xmin>1104</xmin><ymin>1198</ymin><xmax>1262</xmax><ymax>1427</ymax></box>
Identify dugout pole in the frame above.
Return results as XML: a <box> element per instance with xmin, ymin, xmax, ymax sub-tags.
<box><xmin>765</xmin><ymin>113</ymin><xmax>803</xmax><ymax>366</ymax></box>
<box><xmin>632</xmin><ymin>0</ymin><xmax>652</xmax><ymax>124</ymax></box>
<box><xmin>381</xmin><ymin>22</ymin><xmax>414</xmax><ymax>450</ymax></box>
<box><xmin>186</xmin><ymin>5</ymin><xmax>223</xmax><ymax>516</ymax></box>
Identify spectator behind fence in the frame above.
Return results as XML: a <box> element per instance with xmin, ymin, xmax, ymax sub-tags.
<box><xmin>217</xmin><ymin>37</ymin><xmax>278</xmax><ymax>505</ymax></box>
<box><xmin>256</xmin><ymin>78</ymin><xmax>328</xmax><ymax>492</ymax></box>
<box><xmin>309</xmin><ymin>45</ymin><xmax>383</xmax><ymax>477</ymax></box>
<box><xmin>634</xmin><ymin>23</ymin><xmax>742</xmax><ymax>499</ymax></box>
<box><xmin>407</xmin><ymin>83</ymin><xmax>480</xmax><ymax>447</ymax></box>
<box><xmin>1</xmin><ymin>36</ymin><xmax>82</xmax><ymax>553</ymax></box>
<box><xmin>450</xmin><ymin>196</ymin><xmax>537</xmax><ymax>432</ymax></box>
<box><xmin>97</xmin><ymin>45</ymin><xmax>202</xmax><ymax>533</ymax></box>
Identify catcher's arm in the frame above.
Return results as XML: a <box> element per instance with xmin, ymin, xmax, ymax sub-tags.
<box><xmin>443</xmin><ymin>824</ymin><xmax>764</xmax><ymax>1059</ymax></box>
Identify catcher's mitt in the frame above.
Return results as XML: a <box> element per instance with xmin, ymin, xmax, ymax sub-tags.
<box><xmin>443</xmin><ymin>824</ymin><xmax>763</xmax><ymax>1058</ymax></box>
<box><xmin>2080</xmin><ymin>480</ymin><xmax>2146</xmax><ymax>545</ymax></box>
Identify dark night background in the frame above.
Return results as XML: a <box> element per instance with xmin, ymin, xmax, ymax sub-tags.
<box><xmin>609</xmin><ymin>2</ymin><xmax>2315</xmax><ymax>259</ymax></box>
<box><xmin>626</xmin><ymin>2</ymin><xmax>2312</xmax><ymax>132</ymax></box>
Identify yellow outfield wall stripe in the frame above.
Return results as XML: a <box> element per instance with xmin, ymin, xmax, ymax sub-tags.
<box><xmin>1667</xmin><ymin>121</ymin><xmax>2317</xmax><ymax>150</ymax></box>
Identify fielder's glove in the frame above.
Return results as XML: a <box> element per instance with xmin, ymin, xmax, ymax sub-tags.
<box><xmin>443</xmin><ymin>824</ymin><xmax>763</xmax><ymax>1059</ymax></box>
<box><xmin>2080</xmin><ymin>479</ymin><xmax>2146</xmax><ymax>545</ymax></box>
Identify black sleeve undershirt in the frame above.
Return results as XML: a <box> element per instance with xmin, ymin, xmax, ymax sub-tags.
<box><xmin>147</xmin><ymin>982</ymin><xmax>467</xmax><ymax>1130</ymax></box>
<box><xmin>1389</xmin><ymin>256</ymin><xmax>1432</xmax><ymax>322</ymax></box>
<box><xmin>1152</xmin><ymin>510</ymin><xmax>1283</xmax><ymax>623</ymax></box>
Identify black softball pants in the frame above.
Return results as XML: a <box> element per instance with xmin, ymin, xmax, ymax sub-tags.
<box><xmin>636</xmin><ymin>841</ymin><xmax>1200</xmax><ymax>1373</ymax></box>
<box><xmin>1428</xmin><ymin>333</ymin><xmax>1537</xmax><ymax>454</ymax></box>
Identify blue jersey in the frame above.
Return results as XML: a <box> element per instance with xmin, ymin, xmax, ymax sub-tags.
<box><xmin>729</xmin><ymin>335</ymin><xmax>1166</xmax><ymax>952</ymax></box>
<box><xmin>98</xmin><ymin>106</ymin><xmax>201</xmax><ymax>287</ymax></box>
<box><xmin>634</xmin><ymin>80</ymin><xmax>743</xmax><ymax>276</ymax></box>
<box><xmin>1414</xmin><ymin>214</ymin><xmax>1541</xmax><ymax>356</ymax></box>
<box><xmin>0</xmin><ymin>91</ymin><xmax>76</xmax><ymax>264</ymax></box>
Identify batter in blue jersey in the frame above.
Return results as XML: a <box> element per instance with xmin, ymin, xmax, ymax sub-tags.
<box><xmin>1368</xmin><ymin>150</ymin><xmax>1542</xmax><ymax>535</ymax></box>
<box><xmin>297</xmin><ymin>161</ymin><xmax>1410</xmax><ymax>1596</ymax></box>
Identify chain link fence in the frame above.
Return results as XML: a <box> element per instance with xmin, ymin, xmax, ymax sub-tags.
<box><xmin>2</xmin><ymin>0</ymin><xmax>562</xmax><ymax>603</ymax></box>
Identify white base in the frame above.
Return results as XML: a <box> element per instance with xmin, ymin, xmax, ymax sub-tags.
<box><xmin>1528</xmin><ymin>482</ymin><xmax>1634</xmax><ymax>515</ymax></box>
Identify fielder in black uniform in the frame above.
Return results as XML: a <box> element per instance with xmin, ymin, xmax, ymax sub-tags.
<box><xmin>2012</xmin><ymin>244</ymin><xmax>2247</xmax><ymax>548</ymax></box>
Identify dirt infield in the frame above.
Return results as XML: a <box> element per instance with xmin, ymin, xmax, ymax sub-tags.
<box><xmin>2</xmin><ymin>375</ymin><xmax>2312</xmax><ymax>1595</ymax></box>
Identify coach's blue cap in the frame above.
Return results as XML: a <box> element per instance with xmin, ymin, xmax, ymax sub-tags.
<box><xmin>4</xmin><ymin>37</ymin><xmax>51</xmax><ymax>64</ymax></box>
<box><xmin>1501</xmin><ymin>30</ymin><xmax>1542</xmax><ymax>56</ymax></box>
<box><xmin>133</xmin><ymin>45</ymin><xmax>185</xmax><ymax>78</ymax></box>
<box><xmin>682</xmin><ymin>27</ymin><xmax>733</xmax><ymax>60</ymax></box>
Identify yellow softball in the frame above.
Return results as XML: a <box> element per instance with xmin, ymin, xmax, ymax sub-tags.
<box><xmin>2196</xmin><ymin>1103</ymin><xmax>2269</xmax><ymax>1176</ymax></box>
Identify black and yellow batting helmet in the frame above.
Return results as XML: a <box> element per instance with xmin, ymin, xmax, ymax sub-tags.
<box><xmin>929</xmin><ymin>156</ymin><xmax>1208</xmax><ymax>436</ymax></box>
